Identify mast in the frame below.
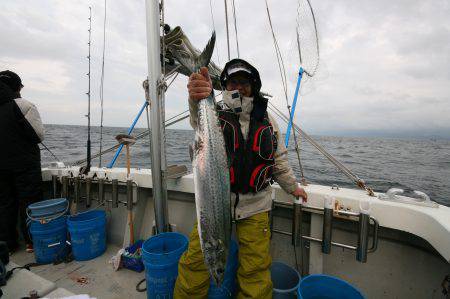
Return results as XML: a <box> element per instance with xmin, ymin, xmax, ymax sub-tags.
<box><xmin>145</xmin><ymin>0</ymin><xmax>169</xmax><ymax>233</ymax></box>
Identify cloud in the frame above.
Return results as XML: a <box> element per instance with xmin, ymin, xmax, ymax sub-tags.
<box><xmin>1</xmin><ymin>0</ymin><xmax>449</xmax><ymax>137</ymax></box>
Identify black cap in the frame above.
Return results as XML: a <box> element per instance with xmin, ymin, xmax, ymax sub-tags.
<box><xmin>220</xmin><ymin>59</ymin><xmax>262</xmax><ymax>94</ymax></box>
<box><xmin>0</xmin><ymin>70</ymin><xmax>24</xmax><ymax>92</ymax></box>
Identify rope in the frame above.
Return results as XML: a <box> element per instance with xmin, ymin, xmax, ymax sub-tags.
<box><xmin>5</xmin><ymin>263</ymin><xmax>43</xmax><ymax>282</ymax></box>
<box><xmin>40</xmin><ymin>142</ymin><xmax>61</xmax><ymax>162</ymax></box>
<box><xmin>231</xmin><ymin>0</ymin><xmax>240</xmax><ymax>58</ymax></box>
<box><xmin>166</xmin><ymin>72</ymin><xmax>179</xmax><ymax>90</ymax></box>
<box><xmin>161</xmin><ymin>0</ymin><xmax>166</xmax><ymax>77</ymax></box>
<box><xmin>70</xmin><ymin>103</ymin><xmax>373</xmax><ymax>194</ymax></box>
<box><xmin>224</xmin><ymin>0</ymin><xmax>231</xmax><ymax>60</ymax></box>
<box><xmin>209</xmin><ymin>0</ymin><xmax>221</xmax><ymax>64</ymax></box>
<box><xmin>99</xmin><ymin>0</ymin><xmax>107</xmax><ymax>167</ymax></box>
<box><xmin>268</xmin><ymin>102</ymin><xmax>374</xmax><ymax>195</ymax></box>
<box><xmin>264</xmin><ymin>0</ymin><xmax>289</xmax><ymax>105</ymax></box>
<box><xmin>264</xmin><ymin>0</ymin><xmax>306</xmax><ymax>183</ymax></box>
<box><xmin>71</xmin><ymin>110</ymin><xmax>190</xmax><ymax>166</ymax></box>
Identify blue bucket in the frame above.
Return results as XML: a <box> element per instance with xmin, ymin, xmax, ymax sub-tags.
<box><xmin>27</xmin><ymin>198</ymin><xmax>68</xmax><ymax>221</ymax></box>
<box><xmin>298</xmin><ymin>274</ymin><xmax>365</xmax><ymax>299</ymax></box>
<box><xmin>142</xmin><ymin>232</ymin><xmax>188</xmax><ymax>299</ymax></box>
<box><xmin>67</xmin><ymin>210</ymin><xmax>106</xmax><ymax>261</ymax></box>
<box><xmin>271</xmin><ymin>261</ymin><xmax>301</xmax><ymax>299</ymax></box>
<box><xmin>208</xmin><ymin>239</ymin><xmax>239</xmax><ymax>298</ymax></box>
<box><xmin>29</xmin><ymin>216</ymin><xmax>67</xmax><ymax>264</ymax></box>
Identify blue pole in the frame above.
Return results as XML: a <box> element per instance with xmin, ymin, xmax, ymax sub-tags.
<box><xmin>285</xmin><ymin>67</ymin><xmax>304</xmax><ymax>147</ymax></box>
<box><xmin>107</xmin><ymin>101</ymin><xmax>149</xmax><ymax>168</ymax></box>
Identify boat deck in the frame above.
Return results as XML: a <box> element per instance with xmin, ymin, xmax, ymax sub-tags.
<box><xmin>8</xmin><ymin>245</ymin><xmax>147</xmax><ymax>299</ymax></box>
<box><xmin>5</xmin><ymin>226</ymin><xmax>296</xmax><ymax>298</ymax></box>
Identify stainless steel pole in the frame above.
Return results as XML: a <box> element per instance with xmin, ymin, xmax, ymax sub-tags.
<box><xmin>357</xmin><ymin>212</ymin><xmax>370</xmax><ymax>263</ymax></box>
<box><xmin>145</xmin><ymin>0</ymin><xmax>169</xmax><ymax>233</ymax></box>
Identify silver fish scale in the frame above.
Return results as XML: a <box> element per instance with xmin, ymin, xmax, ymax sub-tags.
<box><xmin>193</xmin><ymin>95</ymin><xmax>231</xmax><ymax>285</ymax></box>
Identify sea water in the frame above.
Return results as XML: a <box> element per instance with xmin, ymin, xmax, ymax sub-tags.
<box><xmin>41</xmin><ymin>124</ymin><xmax>450</xmax><ymax>207</ymax></box>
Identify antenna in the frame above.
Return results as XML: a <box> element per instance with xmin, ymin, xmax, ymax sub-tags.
<box><xmin>82</xmin><ymin>7</ymin><xmax>92</xmax><ymax>175</ymax></box>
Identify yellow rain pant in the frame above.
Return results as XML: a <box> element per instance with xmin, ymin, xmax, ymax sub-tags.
<box><xmin>174</xmin><ymin>212</ymin><xmax>272</xmax><ymax>299</ymax></box>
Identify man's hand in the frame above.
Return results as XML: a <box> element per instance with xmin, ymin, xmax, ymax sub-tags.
<box><xmin>292</xmin><ymin>185</ymin><xmax>308</xmax><ymax>203</ymax></box>
<box><xmin>187</xmin><ymin>67</ymin><xmax>212</xmax><ymax>101</ymax></box>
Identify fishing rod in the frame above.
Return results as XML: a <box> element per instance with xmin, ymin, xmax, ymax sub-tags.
<box><xmin>82</xmin><ymin>7</ymin><xmax>92</xmax><ymax>175</ymax></box>
<box><xmin>40</xmin><ymin>142</ymin><xmax>61</xmax><ymax>162</ymax></box>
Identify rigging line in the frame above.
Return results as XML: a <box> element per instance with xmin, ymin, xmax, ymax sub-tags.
<box><xmin>268</xmin><ymin>103</ymin><xmax>305</xmax><ymax>180</ymax></box>
<box><xmin>75</xmin><ymin>113</ymin><xmax>190</xmax><ymax>166</ymax></box>
<box><xmin>166</xmin><ymin>72</ymin><xmax>179</xmax><ymax>90</ymax></box>
<box><xmin>292</xmin><ymin>129</ymin><xmax>306</xmax><ymax>182</ymax></box>
<box><xmin>165</xmin><ymin>113</ymin><xmax>189</xmax><ymax>127</ymax></box>
<box><xmin>224</xmin><ymin>0</ymin><xmax>231</xmax><ymax>60</ymax></box>
<box><xmin>264</xmin><ymin>0</ymin><xmax>289</xmax><ymax>108</ymax></box>
<box><xmin>264</xmin><ymin>0</ymin><xmax>305</xmax><ymax>182</ymax></box>
<box><xmin>209</xmin><ymin>0</ymin><xmax>221</xmax><ymax>64</ymax></box>
<box><xmin>231</xmin><ymin>0</ymin><xmax>240</xmax><ymax>58</ymax></box>
<box><xmin>161</xmin><ymin>0</ymin><xmax>166</xmax><ymax>78</ymax></box>
<box><xmin>165</xmin><ymin>109</ymin><xmax>189</xmax><ymax>123</ymax></box>
<box><xmin>99</xmin><ymin>0</ymin><xmax>107</xmax><ymax>167</ymax></box>
<box><xmin>71</xmin><ymin>111</ymin><xmax>190</xmax><ymax>166</ymax></box>
<box><xmin>268</xmin><ymin>103</ymin><xmax>364</xmax><ymax>185</ymax></box>
<box><xmin>40</xmin><ymin>142</ymin><xmax>61</xmax><ymax>162</ymax></box>
<box><xmin>74</xmin><ymin>83</ymin><xmax>246</xmax><ymax>167</ymax></box>
<box><xmin>269</xmin><ymin>104</ymin><xmax>351</xmax><ymax>180</ymax></box>
<box><xmin>165</xmin><ymin>64</ymin><xmax>181</xmax><ymax>79</ymax></box>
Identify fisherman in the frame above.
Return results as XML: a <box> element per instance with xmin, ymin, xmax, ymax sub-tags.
<box><xmin>0</xmin><ymin>70</ymin><xmax>45</xmax><ymax>254</ymax></box>
<box><xmin>174</xmin><ymin>59</ymin><xmax>307</xmax><ymax>298</ymax></box>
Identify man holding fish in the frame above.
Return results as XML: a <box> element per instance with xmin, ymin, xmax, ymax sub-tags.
<box><xmin>174</xmin><ymin>53</ymin><xmax>307</xmax><ymax>299</ymax></box>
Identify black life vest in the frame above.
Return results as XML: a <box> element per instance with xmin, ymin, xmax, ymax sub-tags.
<box><xmin>217</xmin><ymin>105</ymin><xmax>278</xmax><ymax>194</ymax></box>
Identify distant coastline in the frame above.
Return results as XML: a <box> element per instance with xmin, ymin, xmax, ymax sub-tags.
<box><xmin>43</xmin><ymin>123</ymin><xmax>450</xmax><ymax>140</ymax></box>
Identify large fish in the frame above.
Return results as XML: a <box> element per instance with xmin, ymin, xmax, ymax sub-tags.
<box><xmin>172</xmin><ymin>32</ymin><xmax>231</xmax><ymax>286</ymax></box>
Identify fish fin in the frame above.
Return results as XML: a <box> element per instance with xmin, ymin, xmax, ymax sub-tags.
<box><xmin>172</xmin><ymin>31</ymin><xmax>216</xmax><ymax>74</ymax></box>
<box><xmin>188</xmin><ymin>143</ymin><xmax>194</xmax><ymax>162</ymax></box>
<box><xmin>189</xmin><ymin>135</ymin><xmax>205</xmax><ymax>162</ymax></box>
<box><xmin>194</xmin><ymin>134</ymin><xmax>204</xmax><ymax>151</ymax></box>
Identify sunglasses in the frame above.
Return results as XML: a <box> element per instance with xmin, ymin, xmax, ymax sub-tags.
<box><xmin>227</xmin><ymin>78</ymin><xmax>251</xmax><ymax>88</ymax></box>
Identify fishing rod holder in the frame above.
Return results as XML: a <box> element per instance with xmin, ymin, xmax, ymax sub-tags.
<box><xmin>273</xmin><ymin>198</ymin><xmax>379</xmax><ymax>263</ymax></box>
<box><xmin>52</xmin><ymin>175</ymin><xmax>137</xmax><ymax>210</ymax></box>
<box><xmin>300</xmin><ymin>200</ymin><xmax>379</xmax><ymax>263</ymax></box>
<box><xmin>52</xmin><ymin>175</ymin><xmax>58</xmax><ymax>198</ymax></box>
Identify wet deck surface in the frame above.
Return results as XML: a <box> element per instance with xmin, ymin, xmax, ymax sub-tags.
<box><xmin>10</xmin><ymin>245</ymin><xmax>147</xmax><ymax>299</ymax></box>
<box><xmin>6</xmin><ymin>216</ymin><xmax>299</xmax><ymax>298</ymax></box>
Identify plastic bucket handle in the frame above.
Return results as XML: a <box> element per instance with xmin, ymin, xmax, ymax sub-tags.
<box><xmin>26</xmin><ymin>200</ymin><xmax>69</xmax><ymax>223</ymax></box>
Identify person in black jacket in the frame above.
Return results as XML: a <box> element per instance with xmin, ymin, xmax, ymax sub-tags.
<box><xmin>0</xmin><ymin>70</ymin><xmax>45</xmax><ymax>253</ymax></box>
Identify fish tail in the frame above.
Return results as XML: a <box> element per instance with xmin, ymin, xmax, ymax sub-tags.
<box><xmin>172</xmin><ymin>31</ymin><xmax>216</xmax><ymax>74</ymax></box>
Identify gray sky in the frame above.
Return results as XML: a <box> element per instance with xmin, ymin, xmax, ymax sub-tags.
<box><xmin>1</xmin><ymin>0</ymin><xmax>449</xmax><ymax>137</ymax></box>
